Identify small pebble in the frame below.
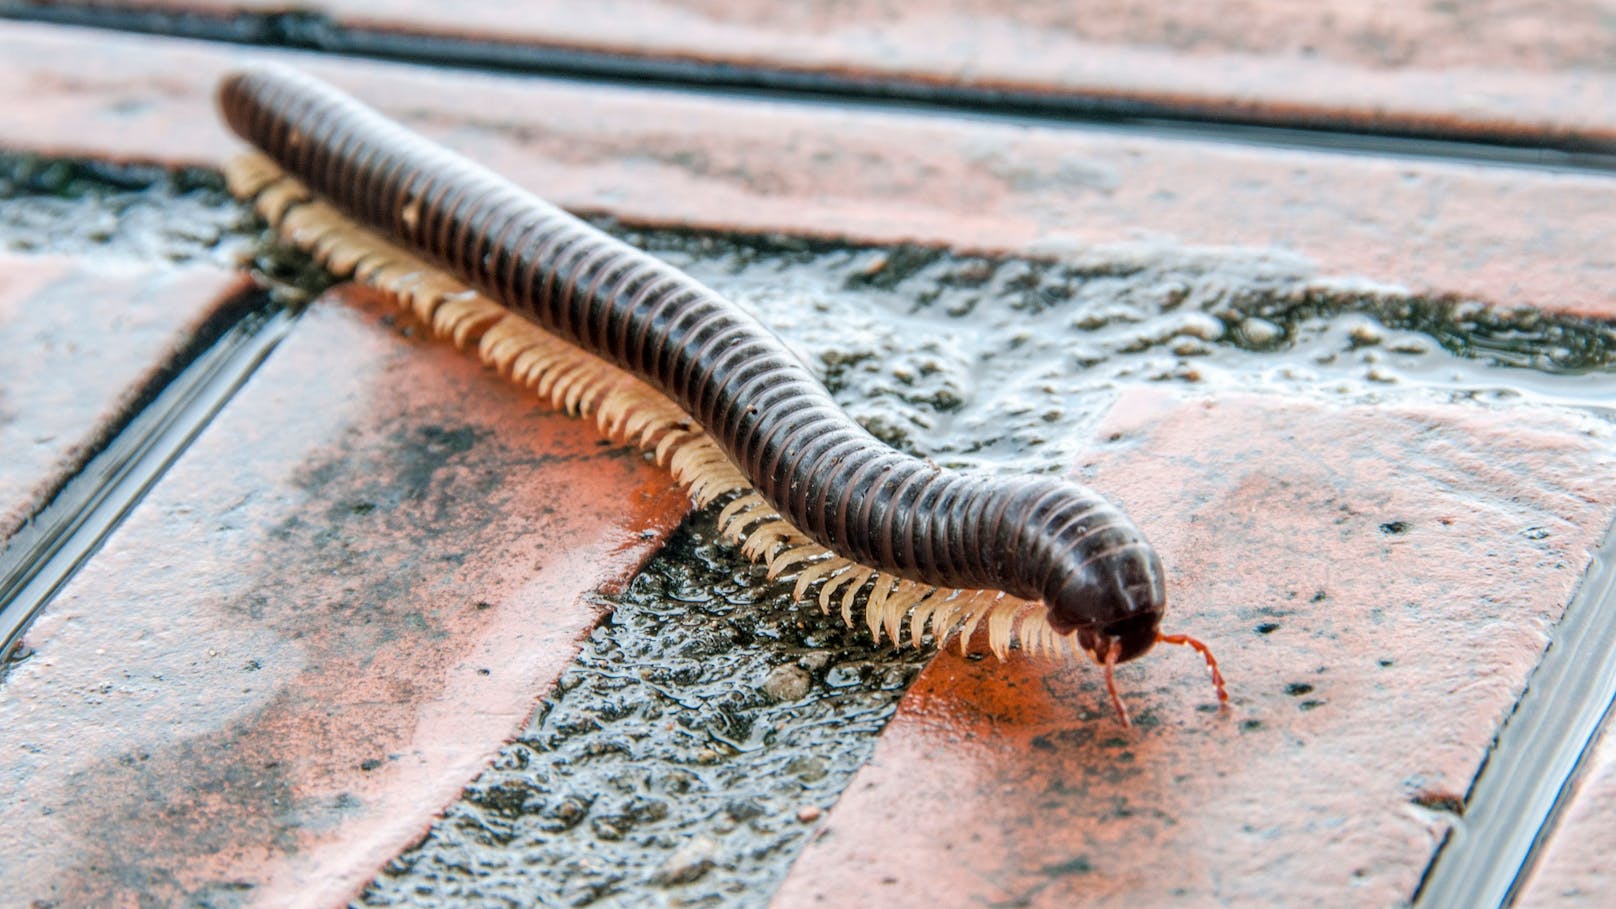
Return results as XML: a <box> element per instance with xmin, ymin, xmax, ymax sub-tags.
<box><xmin>555</xmin><ymin>798</ymin><xmax>585</xmax><ymax>823</ymax></box>
<box><xmin>797</xmin><ymin>805</ymin><xmax>823</xmax><ymax>823</ymax></box>
<box><xmin>1240</xmin><ymin>317</ymin><xmax>1283</xmax><ymax>346</ymax></box>
<box><xmin>652</xmin><ymin>835</ymin><xmax>718</xmax><ymax>885</ymax></box>
<box><xmin>797</xmin><ymin>651</ymin><xmax>832</xmax><ymax>673</ymax></box>
<box><xmin>1349</xmin><ymin>322</ymin><xmax>1385</xmax><ymax>346</ymax></box>
<box><xmin>1175</xmin><ymin>312</ymin><xmax>1225</xmax><ymax>341</ymax></box>
<box><xmin>787</xmin><ymin>755</ymin><xmax>829</xmax><ymax>783</ymax></box>
<box><xmin>824</xmin><ymin>662</ymin><xmax>867</xmax><ymax>688</ymax></box>
<box><xmin>761</xmin><ymin>664</ymin><xmax>812</xmax><ymax>702</ymax></box>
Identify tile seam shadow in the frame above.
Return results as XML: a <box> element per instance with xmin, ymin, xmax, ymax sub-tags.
<box><xmin>1414</xmin><ymin>513</ymin><xmax>1616</xmax><ymax>908</ymax></box>
<box><xmin>0</xmin><ymin>295</ymin><xmax>295</xmax><ymax>677</ymax></box>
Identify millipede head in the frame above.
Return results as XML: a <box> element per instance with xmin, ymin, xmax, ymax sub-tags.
<box><xmin>1046</xmin><ymin>540</ymin><xmax>1167</xmax><ymax>665</ymax></box>
<box><xmin>1011</xmin><ymin>476</ymin><xmax>1169</xmax><ymax>668</ymax></box>
<box><xmin>1073</xmin><ymin>610</ymin><xmax>1164</xmax><ymax>666</ymax></box>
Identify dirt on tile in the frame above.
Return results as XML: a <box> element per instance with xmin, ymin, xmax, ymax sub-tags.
<box><xmin>356</xmin><ymin>508</ymin><xmax>932</xmax><ymax>908</ymax></box>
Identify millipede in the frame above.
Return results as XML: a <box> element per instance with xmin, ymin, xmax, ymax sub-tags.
<box><xmin>215</xmin><ymin>64</ymin><xmax>1227</xmax><ymax>724</ymax></box>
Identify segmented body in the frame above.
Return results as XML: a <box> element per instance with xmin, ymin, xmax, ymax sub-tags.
<box><xmin>219</xmin><ymin>65</ymin><xmax>1162</xmax><ymax>621</ymax></box>
<box><xmin>216</xmin><ymin>66</ymin><xmax>1241</xmax><ymax>723</ymax></box>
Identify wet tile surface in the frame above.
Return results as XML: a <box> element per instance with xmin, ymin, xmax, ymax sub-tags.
<box><xmin>0</xmin><ymin>154</ymin><xmax>250</xmax><ymax>265</ymax></box>
<box><xmin>0</xmin><ymin>22</ymin><xmax>1611</xmax><ymax>317</ymax></box>
<box><xmin>45</xmin><ymin>0</ymin><xmax>1616</xmax><ymax>143</ymax></box>
<box><xmin>0</xmin><ymin>254</ymin><xmax>249</xmax><ymax>542</ymax></box>
<box><xmin>0</xmin><ymin>11</ymin><xmax>1614</xmax><ymax>908</ymax></box>
<box><xmin>0</xmin><ymin>286</ymin><xmax>687</xmax><ymax>906</ymax></box>
<box><xmin>773</xmin><ymin>389</ymin><xmax>1616</xmax><ymax>908</ymax></box>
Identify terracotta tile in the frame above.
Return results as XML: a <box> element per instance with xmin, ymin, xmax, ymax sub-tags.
<box><xmin>772</xmin><ymin>389</ymin><xmax>1616</xmax><ymax>908</ymax></box>
<box><xmin>0</xmin><ymin>22</ymin><xmax>1611</xmax><ymax>318</ymax></box>
<box><xmin>0</xmin><ymin>254</ymin><xmax>250</xmax><ymax>542</ymax></box>
<box><xmin>47</xmin><ymin>0</ymin><xmax>1616</xmax><ymax>145</ymax></box>
<box><xmin>0</xmin><ymin>285</ymin><xmax>688</xmax><ymax>906</ymax></box>
<box><xmin>1515</xmin><ymin>725</ymin><xmax>1616</xmax><ymax>908</ymax></box>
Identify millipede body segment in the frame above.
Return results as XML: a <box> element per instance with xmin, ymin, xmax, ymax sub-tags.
<box><xmin>217</xmin><ymin>65</ymin><xmax>1226</xmax><ymax>722</ymax></box>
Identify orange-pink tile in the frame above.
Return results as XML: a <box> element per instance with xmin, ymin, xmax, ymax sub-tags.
<box><xmin>78</xmin><ymin>0</ymin><xmax>1616</xmax><ymax>143</ymax></box>
<box><xmin>0</xmin><ymin>23</ymin><xmax>1611</xmax><ymax>317</ymax></box>
<box><xmin>0</xmin><ymin>254</ymin><xmax>249</xmax><ymax>541</ymax></box>
<box><xmin>773</xmin><ymin>389</ymin><xmax>1616</xmax><ymax>908</ymax></box>
<box><xmin>0</xmin><ymin>286</ymin><xmax>687</xmax><ymax>906</ymax></box>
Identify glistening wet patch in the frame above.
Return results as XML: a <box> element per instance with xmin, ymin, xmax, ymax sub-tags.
<box><xmin>0</xmin><ymin>153</ymin><xmax>247</xmax><ymax>263</ymax></box>
<box><xmin>0</xmin><ymin>152</ymin><xmax>330</xmax><ymax>304</ymax></box>
<box><xmin>357</xmin><ymin>509</ymin><xmax>931</xmax><ymax>907</ymax></box>
<box><xmin>614</xmin><ymin>228</ymin><xmax>1615</xmax><ymax>475</ymax></box>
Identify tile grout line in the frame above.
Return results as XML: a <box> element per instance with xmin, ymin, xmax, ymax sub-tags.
<box><xmin>1</xmin><ymin>5</ymin><xmax>1614</xmax><ymax>175</ymax></box>
<box><xmin>1415</xmin><ymin>516</ymin><xmax>1616</xmax><ymax>908</ymax></box>
<box><xmin>0</xmin><ymin>301</ymin><xmax>297</xmax><ymax>676</ymax></box>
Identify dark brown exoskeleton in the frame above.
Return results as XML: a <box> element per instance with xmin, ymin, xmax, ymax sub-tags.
<box><xmin>216</xmin><ymin>65</ymin><xmax>1226</xmax><ymax>724</ymax></box>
